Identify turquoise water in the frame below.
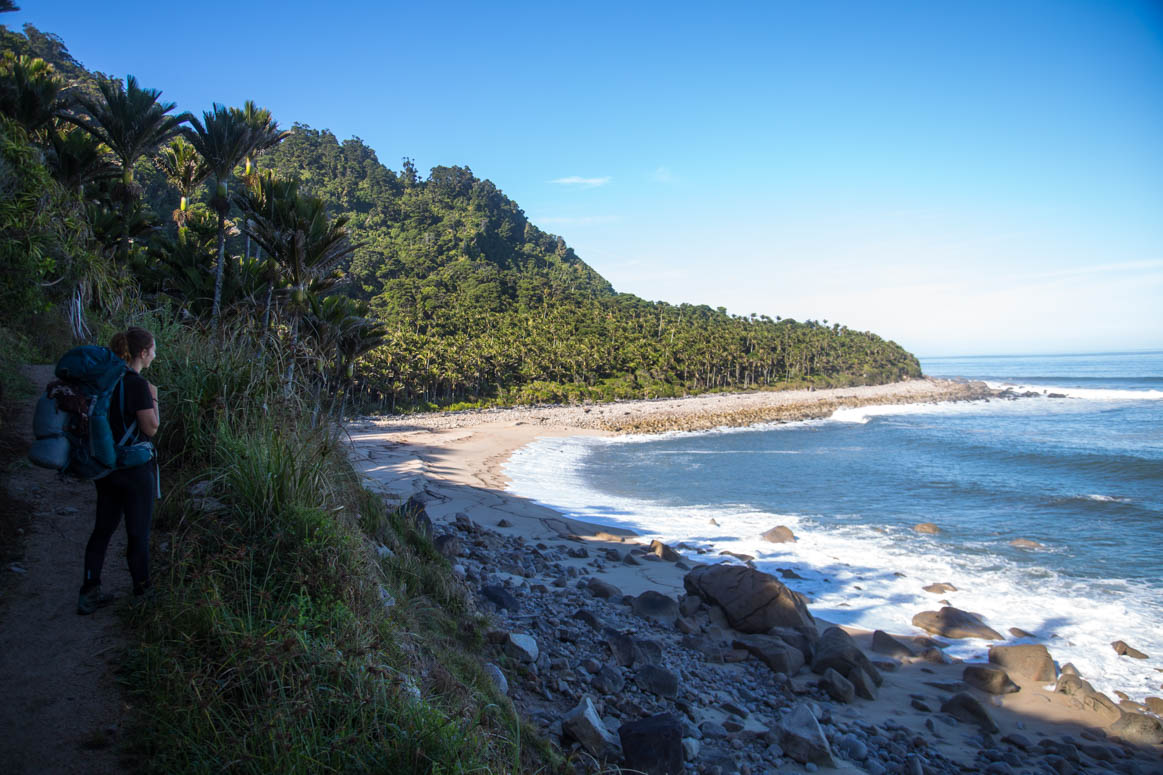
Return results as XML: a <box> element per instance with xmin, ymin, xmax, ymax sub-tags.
<box><xmin>505</xmin><ymin>351</ymin><xmax>1163</xmax><ymax>701</ymax></box>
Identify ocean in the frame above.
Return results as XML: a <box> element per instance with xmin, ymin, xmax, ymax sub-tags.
<box><xmin>504</xmin><ymin>351</ymin><xmax>1163</xmax><ymax>703</ymax></box>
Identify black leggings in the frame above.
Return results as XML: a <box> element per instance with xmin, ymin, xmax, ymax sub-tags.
<box><xmin>83</xmin><ymin>464</ymin><xmax>155</xmax><ymax>594</ymax></box>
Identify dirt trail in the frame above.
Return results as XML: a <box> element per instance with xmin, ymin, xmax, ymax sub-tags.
<box><xmin>0</xmin><ymin>365</ymin><xmax>129</xmax><ymax>774</ymax></box>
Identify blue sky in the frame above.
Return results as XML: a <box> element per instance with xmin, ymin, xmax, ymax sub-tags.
<box><xmin>8</xmin><ymin>0</ymin><xmax>1162</xmax><ymax>356</ymax></box>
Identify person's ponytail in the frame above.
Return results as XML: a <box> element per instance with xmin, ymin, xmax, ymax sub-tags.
<box><xmin>109</xmin><ymin>332</ymin><xmax>131</xmax><ymax>361</ymax></box>
<box><xmin>109</xmin><ymin>327</ymin><xmax>154</xmax><ymax>363</ymax></box>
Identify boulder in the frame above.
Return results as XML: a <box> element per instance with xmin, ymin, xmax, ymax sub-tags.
<box><xmin>604</xmin><ymin>628</ymin><xmax>637</xmax><ymax>667</ymax></box>
<box><xmin>1144</xmin><ymin>696</ymin><xmax>1163</xmax><ymax>716</ymax></box>
<box><xmin>810</xmin><ymin>626</ymin><xmax>883</xmax><ymax>686</ymax></box>
<box><xmin>732</xmin><ymin>633</ymin><xmax>806</xmax><ymax>676</ymax></box>
<box><xmin>1008</xmin><ymin>627</ymin><xmax>1036</xmax><ymax>639</ymax></box>
<box><xmin>635</xmin><ymin>664</ymin><xmax>679</xmax><ymax>698</ymax></box>
<box><xmin>989</xmin><ymin>644</ymin><xmax>1056</xmax><ymax>682</ymax></box>
<box><xmin>483</xmin><ymin>662</ymin><xmax>508</xmax><ymax>695</ymax></box>
<box><xmin>591</xmin><ymin>665</ymin><xmax>625</xmax><ymax>694</ymax></box>
<box><xmin>821</xmin><ymin>667</ymin><xmax>855</xmax><ymax>703</ymax></box>
<box><xmin>618</xmin><ymin>714</ymin><xmax>685</xmax><ymax>775</ymax></box>
<box><xmin>586</xmin><ymin>577</ymin><xmax>623</xmax><ymax>600</ymax></box>
<box><xmin>631</xmin><ymin>590</ymin><xmax>679</xmax><ymax>622</ymax></box>
<box><xmin>913</xmin><ymin>522</ymin><xmax>941</xmax><ymax>535</ymax></box>
<box><xmin>940</xmin><ymin>692</ymin><xmax>999</xmax><ymax>733</ymax></box>
<box><xmin>572</xmin><ymin>608</ymin><xmax>603</xmax><ymax>632</ymax></box>
<box><xmin>1055</xmin><ymin>673</ymin><xmax>1094</xmax><ymax>697</ymax></box>
<box><xmin>922</xmin><ymin>582</ymin><xmax>957</xmax><ymax>594</ymax></box>
<box><xmin>778</xmin><ymin>703</ymin><xmax>836</xmax><ymax>767</ymax></box>
<box><xmin>562</xmin><ymin>697</ymin><xmax>622</xmax><ymax>760</ymax></box>
<box><xmin>963</xmin><ymin>665</ymin><xmax>1020</xmax><ymax>694</ymax></box>
<box><xmin>871</xmin><ymin>630</ymin><xmax>916</xmax><ymax>659</ymax></box>
<box><xmin>1009</xmin><ymin>538</ymin><xmax>1042</xmax><ymax>549</ymax></box>
<box><xmin>433</xmin><ymin>533</ymin><xmax>463</xmax><ymax>558</ymax></box>
<box><xmin>761</xmin><ymin>525</ymin><xmax>797</xmax><ymax>543</ymax></box>
<box><xmin>505</xmin><ymin>633</ymin><xmax>539</xmax><ymax>664</ymax></box>
<box><xmin>912</xmin><ymin>606</ymin><xmax>1003</xmax><ymax>640</ymax></box>
<box><xmin>1109</xmin><ymin>711</ymin><xmax>1163</xmax><ymax>745</ymax></box>
<box><xmin>1111</xmin><ymin>640</ymin><xmax>1149</xmax><ymax>659</ymax></box>
<box><xmin>481</xmin><ymin>584</ymin><xmax>520</xmax><ymax>612</ymax></box>
<box><xmin>402</xmin><ymin>494</ymin><xmax>434</xmax><ymax>538</ymax></box>
<box><xmin>846</xmin><ymin>665</ymin><xmax>878</xmax><ymax>700</ymax></box>
<box><xmin>683</xmin><ymin>564</ymin><xmax>815</xmax><ymax>634</ymax></box>
<box><xmin>648</xmin><ymin>539</ymin><xmax>682</xmax><ymax>562</ymax></box>
<box><xmin>633</xmin><ymin>638</ymin><xmax>664</xmax><ymax>665</ymax></box>
<box><xmin>1080</xmin><ymin>691</ymin><xmax>1123</xmax><ymax>724</ymax></box>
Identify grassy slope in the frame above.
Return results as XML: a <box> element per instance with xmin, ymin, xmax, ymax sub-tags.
<box><xmin>120</xmin><ymin>319</ymin><xmax>558</xmax><ymax>774</ymax></box>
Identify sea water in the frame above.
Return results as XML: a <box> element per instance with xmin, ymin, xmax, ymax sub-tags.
<box><xmin>504</xmin><ymin>351</ymin><xmax>1163</xmax><ymax>702</ymax></box>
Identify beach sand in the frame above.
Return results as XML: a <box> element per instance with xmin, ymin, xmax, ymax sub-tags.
<box><xmin>348</xmin><ymin>378</ymin><xmax>1162</xmax><ymax>772</ymax></box>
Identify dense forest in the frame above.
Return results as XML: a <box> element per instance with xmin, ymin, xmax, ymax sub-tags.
<box><xmin>2</xmin><ymin>22</ymin><xmax>920</xmax><ymax>414</ymax></box>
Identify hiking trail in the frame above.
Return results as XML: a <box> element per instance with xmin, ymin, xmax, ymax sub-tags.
<box><xmin>0</xmin><ymin>364</ymin><xmax>130</xmax><ymax>774</ymax></box>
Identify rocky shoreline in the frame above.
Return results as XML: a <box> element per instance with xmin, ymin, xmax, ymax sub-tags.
<box><xmin>347</xmin><ymin>379</ymin><xmax>1163</xmax><ymax>774</ymax></box>
<box><xmin>382</xmin><ymin>378</ymin><xmax>995</xmax><ymax>436</ymax></box>
<box><xmin>419</xmin><ymin>506</ymin><xmax>1163</xmax><ymax>774</ymax></box>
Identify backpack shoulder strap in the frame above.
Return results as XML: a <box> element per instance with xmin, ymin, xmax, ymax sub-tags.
<box><xmin>116</xmin><ymin>376</ymin><xmax>138</xmax><ymax>446</ymax></box>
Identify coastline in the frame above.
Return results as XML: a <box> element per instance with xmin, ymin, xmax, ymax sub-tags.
<box><xmin>347</xmin><ymin>378</ymin><xmax>1163</xmax><ymax>771</ymax></box>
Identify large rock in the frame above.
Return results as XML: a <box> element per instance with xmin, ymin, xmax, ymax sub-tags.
<box><xmin>562</xmin><ymin>697</ymin><xmax>622</xmax><ymax>760</ymax></box>
<box><xmin>505</xmin><ymin>633</ymin><xmax>539</xmax><ymax>663</ymax></box>
<box><xmin>940</xmin><ymin>692</ymin><xmax>999</xmax><ymax>733</ymax></box>
<box><xmin>648</xmin><ymin>539</ymin><xmax>682</xmax><ymax>562</ymax></box>
<box><xmin>618</xmin><ymin>714</ymin><xmax>685</xmax><ymax>775</ymax></box>
<box><xmin>963</xmin><ymin>665</ymin><xmax>1020</xmax><ymax>694</ymax></box>
<box><xmin>810</xmin><ymin>626</ymin><xmax>883</xmax><ymax>686</ymax></box>
<box><xmin>847</xmin><ymin>665</ymin><xmax>878</xmax><ymax>700</ymax></box>
<box><xmin>922</xmin><ymin>582</ymin><xmax>957</xmax><ymax>594</ymax></box>
<box><xmin>913</xmin><ymin>522</ymin><xmax>941</xmax><ymax>534</ymax></box>
<box><xmin>635</xmin><ymin>664</ymin><xmax>679</xmax><ymax>698</ymax></box>
<box><xmin>591</xmin><ymin>665</ymin><xmax>624</xmax><ymax>694</ymax></box>
<box><xmin>778</xmin><ymin>703</ymin><xmax>836</xmax><ymax>767</ymax></box>
<box><xmin>761</xmin><ymin>525</ymin><xmax>797</xmax><ymax>543</ymax></box>
<box><xmin>989</xmin><ymin>644</ymin><xmax>1056</xmax><ymax>682</ymax></box>
<box><xmin>604</xmin><ymin>628</ymin><xmax>638</xmax><ymax>667</ymax></box>
<box><xmin>481</xmin><ymin>584</ymin><xmax>520</xmax><ymax>612</ymax></box>
<box><xmin>683</xmin><ymin>564</ymin><xmax>815</xmax><ymax>634</ymax></box>
<box><xmin>631</xmin><ymin>590</ymin><xmax>679</xmax><ymax>622</ymax></box>
<box><xmin>1110</xmin><ymin>711</ymin><xmax>1163</xmax><ymax>745</ymax></box>
<box><xmin>1111</xmin><ymin>640</ymin><xmax>1149</xmax><ymax>659</ymax></box>
<box><xmin>483</xmin><ymin>662</ymin><xmax>507</xmax><ymax>695</ymax></box>
<box><xmin>1055</xmin><ymin>673</ymin><xmax>1095</xmax><ymax>697</ymax></box>
<box><xmin>732</xmin><ymin>633</ymin><xmax>805</xmax><ymax>675</ymax></box>
<box><xmin>586</xmin><ymin>577</ymin><xmax>623</xmax><ymax>600</ymax></box>
<box><xmin>821</xmin><ymin>668</ymin><xmax>855</xmax><ymax>703</ymax></box>
<box><xmin>871</xmin><ymin>630</ymin><xmax>916</xmax><ymax>659</ymax></box>
<box><xmin>912</xmin><ymin>606</ymin><xmax>1003</xmax><ymax>640</ymax></box>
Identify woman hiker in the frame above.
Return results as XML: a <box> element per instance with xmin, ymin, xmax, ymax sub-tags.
<box><xmin>77</xmin><ymin>327</ymin><xmax>160</xmax><ymax>615</ymax></box>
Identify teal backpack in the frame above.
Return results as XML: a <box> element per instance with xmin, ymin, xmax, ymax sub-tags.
<box><xmin>29</xmin><ymin>346</ymin><xmax>155</xmax><ymax>479</ymax></box>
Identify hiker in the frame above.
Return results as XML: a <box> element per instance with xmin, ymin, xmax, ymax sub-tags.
<box><xmin>77</xmin><ymin>327</ymin><xmax>160</xmax><ymax>615</ymax></box>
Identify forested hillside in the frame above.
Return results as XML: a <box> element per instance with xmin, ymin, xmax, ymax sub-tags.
<box><xmin>258</xmin><ymin>128</ymin><xmax>922</xmax><ymax>408</ymax></box>
<box><xmin>4</xmin><ymin>22</ymin><xmax>921</xmax><ymax>412</ymax></box>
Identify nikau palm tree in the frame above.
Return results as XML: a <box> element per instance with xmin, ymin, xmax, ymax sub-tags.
<box><xmin>234</xmin><ymin>173</ymin><xmax>357</xmax><ymax>390</ymax></box>
<box><xmin>155</xmin><ymin>136</ymin><xmax>208</xmax><ymax>233</ymax></box>
<box><xmin>184</xmin><ymin>102</ymin><xmax>287</xmax><ymax>325</ymax></box>
<box><xmin>68</xmin><ymin>74</ymin><xmax>189</xmax><ymax>260</ymax></box>
<box><xmin>183</xmin><ymin>104</ymin><xmax>254</xmax><ymax>325</ymax></box>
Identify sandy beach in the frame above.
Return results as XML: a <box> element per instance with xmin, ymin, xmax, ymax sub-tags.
<box><xmin>347</xmin><ymin>378</ymin><xmax>1163</xmax><ymax>772</ymax></box>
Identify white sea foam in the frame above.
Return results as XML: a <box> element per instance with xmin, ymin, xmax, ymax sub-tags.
<box><xmin>505</xmin><ymin>434</ymin><xmax>1163</xmax><ymax>703</ymax></box>
<box><xmin>985</xmin><ymin>381</ymin><xmax>1163</xmax><ymax>401</ymax></box>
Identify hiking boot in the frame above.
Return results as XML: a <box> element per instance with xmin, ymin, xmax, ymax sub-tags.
<box><xmin>77</xmin><ymin>585</ymin><xmax>115</xmax><ymax>615</ymax></box>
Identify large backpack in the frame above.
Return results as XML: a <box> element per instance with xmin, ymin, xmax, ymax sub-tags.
<box><xmin>28</xmin><ymin>346</ymin><xmax>155</xmax><ymax>479</ymax></box>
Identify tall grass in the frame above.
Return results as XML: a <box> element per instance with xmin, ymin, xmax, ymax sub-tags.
<box><xmin>122</xmin><ymin>321</ymin><xmax>558</xmax><ymax>774</ymax></box>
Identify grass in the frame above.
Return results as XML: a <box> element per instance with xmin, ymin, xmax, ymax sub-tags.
<box><xmin>117</xmin><ymin>320</ymin><xmax>562</xmax><ymax>774</ymax></box>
